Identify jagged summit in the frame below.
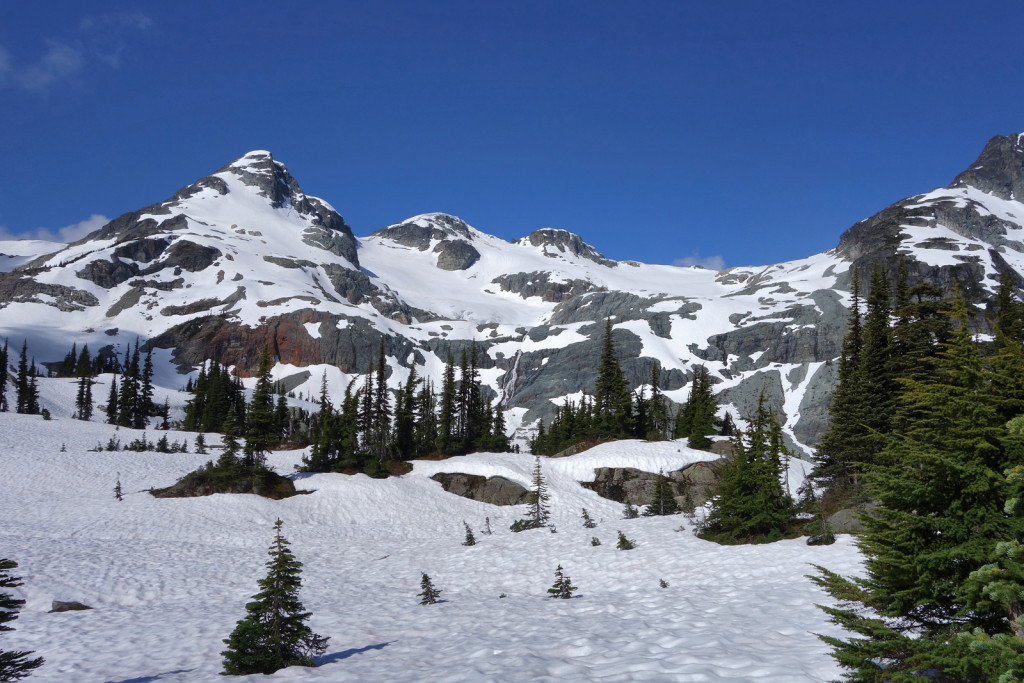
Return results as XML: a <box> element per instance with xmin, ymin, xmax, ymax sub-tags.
<box><xmin>524</xmin><ymin>228</ymin><xmax>615</xmax><ymax>267</ymax></box>
<box><xmin>951</xmin><ymin>132</ymin><xmax>1024</xmax><ymax>200</ymax></box>
<box><xmin>3</xmin><ymin>133</ymin><xmax>1024</xmax><ymax>451</ymax></box>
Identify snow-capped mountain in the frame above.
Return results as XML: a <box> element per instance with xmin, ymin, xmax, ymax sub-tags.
<box><xmin>3</xmin><ymin>135</ymin><xmax>1024</xmax><ymax>455</ymax></box>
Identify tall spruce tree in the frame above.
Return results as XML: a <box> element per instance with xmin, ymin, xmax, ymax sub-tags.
<box><xmin>14</xmin><ymin>342</ymin><xmax>33</xmax><ymax>415</ymax></box>
<box><xmin>812</xmin><ymin>288</ymin><xmax>1021</xmax><ymax>680</ymax></box>
<box><xmin>0</xmin><ymin>339</ymin><xmax>8</xmax><ymax>412</ymax></box>
<box><xmin>675</xmin><ymin>365</ymin><xmax>718</xmax><ymax>449</ymax></box>
<box><xmin>594</xmin><ymin>319</ymin><xmax>631</xmax><ymax>437</ymax></box>
<box><xmin>221</xmin><ymin>520</ymin><xmax>328</xmax><ymax>675</ymax></box>
<box><xmin>243</xmin><ymin>344</ymin><xmax>277</xmax><ymax>468</ymax></box>
<box><xmin>526</xmin><ymin>455</ymin><xmax>550</xmax><ymax>529</ymax></box>
<box><xmin>0</xmin><ymin>558</ymin><xmax>44</xmax><ymax>681</ymax></box>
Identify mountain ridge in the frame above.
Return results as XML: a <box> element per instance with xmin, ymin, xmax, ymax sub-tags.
<box><xmin>2</xmin><ymin>134</ymin><xmax>1023</xmax><ymax>454</ymax></box>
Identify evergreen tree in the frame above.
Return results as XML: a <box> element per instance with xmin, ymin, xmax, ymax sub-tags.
<box><xmin>74</xmin><ymin>373</ymin><xmax>93</xmax><ymax>420</ymax></box>
<box><xmin>0</xmin><ymin>340</ymin><xmax>8</xmax><ymax>413</ymax></box>
<box><xmin>462</xmin><ymin>521</ymin><xmax>476</xmax><ymax>547</ymax></box>
<box><xmin>244</xmin><ymin>345</ymin><xmax>277</xmax><ymax>468</ymax></box>
<box><xmin>436</xmin><ymin>353</ymin><xmax>457</xmax><ymax>454</ymax></box>
<box><xmin>646</xmin><ymin>364</ymin><xmax>670</xmax><ymax>440</ymax></box>
<box><xmin>643</xmin><ymin>470</ymin><xmax>680</xmax><ymax>516</ymax></box>
<box><xmin>594</xmin><ymin>319</ymin><xmax>631</xmax><ymax>436</ymax></box>
<box><xmin>74</xmin><ymin>344</ymin><xmax>92</xmax><ymax>379</ymax></box>
<box><xmin>57</xmin><ymin>342</ymin><xmax>76</xmax><ymax>377</ymax></box>
<box><xmin>616</xmin><ymin>531</ymin><xmax>635</xmax><ymax>550</ymax></box>
<box><xmin>812</xmin><ymin>289</ymin><xmax>1020</xmax><ymax>679</ymax></box>
<box><xmin>547</xmin><ymin>565</ymin><xmax>577</xmax><ymax>599</ymax></box>
<box><xmin>106</xmin><ymin>375</ymin><xmax>119</xmax><ymax>425</ymax></box>
<box><xmin>14</xmin><ymin>342</ymin><xmax>32</xmax><ymax>414</ymax></box>
<box><xmin>0</xmin><ymin>558</ymin><xmax>44</xmax><ymax>681</ymax></box>
<box><xmin>527</xmin><ymin>455</ymin><xmax>550</xmax><ymax>528</ymax></box>
<box><xmin>581</xmin><ymin>508</ymin><xmax>596</xmax><ymax>529</ymax></box>
<box><xmin>418</xmin><ymin>573</ymin><xmax>441</xmax><ymax>605</ymax></box>
<box><xmin>140</xmin><ymin>348</ymin><xmax>154</xmax><ymax>425</ymax></box>
<box><xmin>699</xmin><ymin>390</ymin><xmax>793</xmax><ymax>543</ymax></box>
<box><xmin>221</xmin><ymin>520</ymin><xmax>328</xmax><ymax>675</ymax></box>
<box><xmin>675</xmin><ymin>365</ymin><xmax>718</xmax><ymax>449</ymax></box>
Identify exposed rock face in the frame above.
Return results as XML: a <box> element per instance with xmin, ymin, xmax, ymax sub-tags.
<box><xmin>527</xmin><ymin>228</ymin><xmax>616</xmax><ymax>267</ymax></box>
<box><xmin>580</xmin><ymin>459</ymin><xmax>726</xmax><ymax>509</ymax></box>
<box><xmin>434</xmin><ymin>240</ymin><xmax>480</xmax><ymax>271</ymax></box>
<box><xmin>950</xmin><ymin>133</ymin><xmax>1024</xmax><ymax>201</ymax></box>
<box><xmin>150</xmin><ymin>466</ymin><xmax>298</xmax><ymax>499</ymax></box>
<box><xmin>0</xmin><ymin>273</ymin><xmax>98</xmax><ymax>311</ymax></box>
<box><xmin>49</xmin><ymin>601</ymin><xmax>92</xmax><ymax>613</ymax></box>
<box><xmin>430</xmin><ymin>472</ymin><xmax>530</xmax><ymax>505</ymax></box>
<box><xmin>492</xmin><ymin>271</ymin><xmax>603</xmax><ymax>302</ymax></box>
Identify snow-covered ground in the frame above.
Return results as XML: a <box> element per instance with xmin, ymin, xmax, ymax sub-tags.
<box><xmin>0</xmin><ymin>379</ymin><xmax>863</xmax><ymax>681</ymax></box>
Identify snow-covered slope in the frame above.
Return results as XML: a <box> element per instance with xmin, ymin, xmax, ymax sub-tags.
<box><xmin>3</xmin><ymin>134</ymin><xmax>1024</xmax><ymax>455</ymax></box>
<box><xmin>0</xmin><ymin>381</ymin><xmax>863</xmax><ymax>681</ymax></box>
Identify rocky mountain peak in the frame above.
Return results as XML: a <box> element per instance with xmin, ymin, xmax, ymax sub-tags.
<box><xmin>371</xmin><ymin>214</ymin><xmax>480</xmax><ymax>270</ymax></box>
<box><xmin>214</xmin><ymin>150</ymin><xmax>304</xmax><ymax>209</ymax></box>
<box><xmin>526</xmin><ymin>228</ymin><xmax>616</xmax><ymax>267</ymax></box>
<box><xmin>950</xmin><ymin>132</ymin><xmax>1024</xmax><ymax>200</ymax></box>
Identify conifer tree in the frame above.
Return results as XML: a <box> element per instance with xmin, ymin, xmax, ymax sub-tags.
<box><xmin>106</xmin><ymin>375</ymin><xmax>119</xmax><ymax>425</ymax></box>
<box><xmin>547</xmin><ymin>565</ymin><xmax>577</xmax><ymax>599</ymax></box>
<box><xmin>0</xmin><ymin>340</ymin><xmax>8</xmax><ymax>412</ymax></box>
<box><xmin>436</xmin><ymin>353</ymin><xmax>457</xmax><ymax>454</ymax></box>
<box><xmin>0</xmin><ymin>558</ymin><xmax>44</xmax><ymax>681</ymax></box>
<box><xmin>221</xmin><ymin>520</ymin><xmax>328</xmax><ymax>675</ymax></box>
<box><xmin>616</xmin><ymin>531</ymin><xmax>635</xmax><ymax>550</ymax></box>
<box><xmin>643</xmin><ymin>470</ymin><xmax>680</xmax><ymax>516</ymax></box>
<box><xmin>462</xmin><ymin>521</ymin><xmax>476</xmax><ymax>547</ymax></box>
<box><xmin>74</xmin><ymin>373</ymin><xmax>94</xmax><ymax>421</ymax></box>
<box><xmin>581</xmin><ymin>508</ymin><xmax>596</xmax><ymax>528</ymax></box>
<box><xmin>812</xmin><ymin>289</ymin><xmax>1020</xmax><ymax>679</ymax></box>
<box><xmin>74</xmin><ymin>344</ymin><xmax>91</xmax><ymax>379</ymax></box>
<box><xmin>700</xmin><ymin>390</ymin><xmax>793</xmax><ymax>543</ymax></box>
<box><xmin>646</xmin><ymin>365</ymin><xmax>670</xmax><ymax>440</ymax></box>
<box><xmin>527</xmin><ymin>455</ymin><xmax>550</xmax><ymax>528</ymax></box>
<box><xmin>595</xmin><ymin>319</ymin><xmax>631</xmax><ymax>436</ymax></box>
<box><xmin>140</xmin><ymin>348</ymin><xmax>154</xmax><ymax>425</ymax></box>
<box><xmin>14</xmin><ymin>342</ymin><xmax>32</xmax><ymax>415</ymax></box>
<box><xmin>675</xmin><ymin>365</ymin><xmax>718</xmax><ymax>449</ymax></box>
<box><xmin>57</xmin><ymin>342</ymin><xmax>76</xmax><ymax>377</ymax></box>
<box><xmin>243</xmin><ymin>344</ymin><xmax>276</xmax><ymax>468</ymax></box>
<box><xmin>418</xmin><ymin>573</ymin><xmax>441</xmax><ymax>605</ymax></box>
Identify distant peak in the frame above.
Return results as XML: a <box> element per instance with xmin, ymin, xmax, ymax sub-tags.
<box><xmin>949</xmin><ymin>132</ymin><xmax>1024</xmax><ymax>200</ymax></box>
<box><xmin>525</xmin><ymin>228</ymin><xmax>615</xmax><ymax>267</ymax></box>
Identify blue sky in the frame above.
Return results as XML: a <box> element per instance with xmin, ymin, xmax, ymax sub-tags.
<box><xmin>1</xmin><ymin>1</ymin><xmax>1022</xmax><ymax>269</ymax></box>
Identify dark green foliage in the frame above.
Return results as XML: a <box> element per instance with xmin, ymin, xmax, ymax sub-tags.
<box><xmin>581</xmin><ymin>508</ymin><xmax>596</xmax><ymax>528</ymax></box>
<box><xmin>195</xmin><ymin>433</ymin><xmax>207</xmax><ymax>455</ymax></box>
<box><xmin>547</xmin><ymin>565</ymin><xmax>577</xmax><ymax>599</ymax></box>
<box><xmin>643</xmin><ymin>470</ymin><xmax>680</xmax><ymax>516</ymax></box>
<box><xmin>462</xmin><ymin>521</ymin><xmax>476</xmax><ymax>547</ymax></box>
<box><xmin>813</xmin><ymin>289</ymin><xmax>1024</xmax><ymax>680</ymax></box>
<box><xmin>114</xmin><ymin>474</ymin><xmax>123</xmax><ymax>501</ymax></box>
<box><xmin>616</xmin><ymin>531</ymin><xmax>635</xmax><ymax>550</ymax></box>
<box><xmin>674</xmin><ymin>365</ymin><xmax>718</xmax><ymax>449</ymax></box>
<box><xmin>74</xmin><ymin>374</ymin><xmax>93</xmax><ymax>420</ymax></box>
<box><xmin>590</xmin><ymin>536</ymin><xmax>601</xmax><ymax>546</ymax></box>
<box><xmin>243</xmin><ymin>345</ymin><xmax>276</xmax><ymax>468</ymax></box>
<box><xmin>106</xmin><ymin>375</ymin><xmax>118</xmax><ymax>425</ymax></box>
<box><xmin>221</xmin><ymin>520</ymin><xmax>328</xmax><ymax>675</ymax></box>
<box><xmin>622</xmin><ymin>503</ymin><xmax>639</xmax><ymax>519</ymax></box>
<box><xmin>0</xmin><ymin>340</ymin><xmax>8</xmax><ymax>412</ymax></box>
<box><xmin>527</xmin><ymin>455</ymin><xmax>549</xmax><ymax>528</ymax></box>
<box><xmin>659</xmin><ymin>578</ymin><xmax>669</xmax><ymax>588</ymax></box>
<box><xmin>183</xmin><ymin>360</ymin><xmax>246</xmax><ymax>434</ymax></box>
<box><xmin>14</xmin><ymin>341</ymin><xmax>37</xmax><ymax>415</ymax></box>
<box><xmin>0</xmin><ymin>558</ymin><xmax>44</xmax><ymax>681</ymax></box>
<box><xmin>699</xmin><ymin>391</ymin><xmax>794</xmax><ymax>544</ymax></box>
<box><xmin>418</xmin><ymin>573</ymin><xmax>441</xmax><ymax>605</ymax></box>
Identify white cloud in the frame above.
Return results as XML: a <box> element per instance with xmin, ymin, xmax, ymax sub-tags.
<box><xmin>673</xmin><ymin>252</ymin><xmax>726</xmax><ymax>271</ymax></box>
<box><xmin>0</xmin><ymin>214</ymin><xmax>109</xmax><ymax>243</ymax></box>
<box><xmin>1</xmin><ymin>11</ymin><xmax>151</xmax><ymax>92</ymax></box>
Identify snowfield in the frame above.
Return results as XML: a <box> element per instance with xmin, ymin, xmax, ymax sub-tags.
<box><xmin>0</xmin><ymin>380</ymin><xmax>863</xmax><ymax>681</ymax></box>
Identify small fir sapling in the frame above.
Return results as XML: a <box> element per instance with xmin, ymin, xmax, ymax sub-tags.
<box><xmin>547</xmin><ymin>565</ymin><xmax>577</xmax><ymax>599</ymax></box>
<box><xmin>659</xmin><ymin>579</ymin><xmax>670</xmax><ymax>588</ymax></box>
<box><xmin>195</xmin><ymin>433</ymin><xmax>207</xmax><ymax>455</ymax></box>
<box><xmin>60</xmin><ymin>443</ymin><xmax>66</xmax><ymax>452</ymax></box>
<box><xmin>221</xmin><ymin>520</ymin><xmax>328</xmax><ymax>675</ymax></box>
<box><xmin>482</xmin><ymin>517</ymin><xmax>492</xmax><ymax>535</ymax></box>
<box><xmin>591</xmin><ymin>536</ymin><xmax>601</xmax><ymax>546</ymax></box>
<box><xmin>419</xmin><ymin>573</ymin><xmax>442</xmax><ymax>605</ymax></box>
<box><xmin>114</xmin><ymin>474</ymin><xmax>123</xmax><ymax>502</ymax></box>
<box><xmin>616</xmin><ymin>531</ymin><xmax>635</xmax><ymax>550</ymax></box>
<box><xmin>581</xmin><ymin>508</ymin><xmax>597</xmax><ymax>528</ymax></box>
<box><xmin>462</xmin><ymin>522</ymin><xmax>476</xmax><ymax>547</ymax></box>
<box><xmin>623</xmin><ymin>502</ymin><xmax>639</xmax><ymax>519</ymax></box>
